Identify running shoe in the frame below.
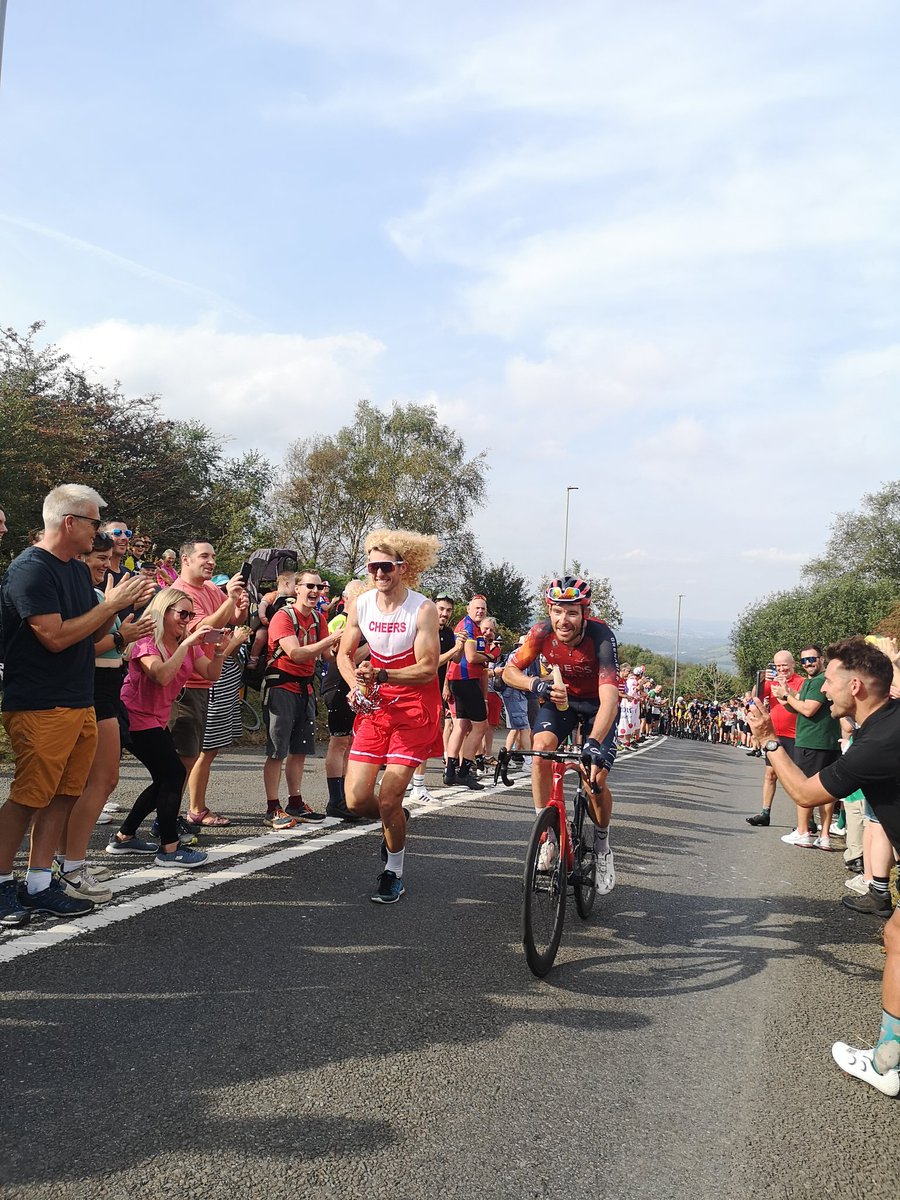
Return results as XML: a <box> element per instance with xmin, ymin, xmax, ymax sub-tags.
<box><xmin>105</xmin><ymin>835</ymin><xmax>159</xmax><ymax>855</ymax></box>
<box><xmin>831</xmin><ymin>1042</ymin><xmax>900</xmax><ymax>1097</ymax></box>
<box><xmin>284</xmin><ymin>801</ymin><xmax>326</xmax><ymax>823</ymax></box>
<box><xmin>781</xmin><ymin>830</ymin><xmax>815</xmax><ymax>848</ymax></box>
<box><xmin>370</xmin><ymin>870</ymin><xmax>405</xmax><ymax>904</ymax></box>
<box><xmin>95</xmin><ymin>811</ymin><xmax>113</xmax><ymax>825</ymax></box>
<box><xmin>151</xmin><ymin>818</ymin><xmax>199</xmax><ymax>847</ymax></box>
<box><xmin>814</xmin><ymin>835</ymin><xmax>832</xmax><ymax>852</ymax></box>
<box><xmin>0</xmin><ymin>878</ymin><xmax>30</xmax><ymax>927</ymax></box>
<box><xmin>263</xmin><ymin>809</ymin><xmax>296</xmax><ymax>830</ymax></box>
<box><xmin>59</xmin><ymin>866</ymin><xmax>113</xmax><ymax>904</ymax></box>
<box><xmin>844</xmin><ymin>874</ymin><xmax>871</xmax><ymax>896</ymax></box>
<box><xmin>88</xmin><ymin>862</ymin><xmax>115</xmax><ymax>882</ymax></box>
<box><xmin>594</xmin><ymin>848</ymin><xmax>615</xmax><ymax>895</ymax></box>
<box><xmin>18</xmin><ymin>880</ymin><xmax>94</xmax><ymax>918</ymax></box>
<box><xmin>102</xmin><ymin>801</ymin><xmax>122</xmax><ymax>814</ymax></box>
<box><xmin>154</xmin><ymin>846</ymin><xmax>209</xmax><ymax>869</ymax></box>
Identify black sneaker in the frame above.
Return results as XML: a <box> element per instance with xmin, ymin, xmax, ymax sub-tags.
<box><xmin>325</xmin><ymin>801</ymin><xmax>360</xmax><ymax>822</ymax></box>
<box><xmin>371</xmin><ymin>870</ymin><xmax>405</xmax><ymax>904</ymax></box>
<box><xmin>746</xmin><ymin>811</ymin><xmax>770</xmax><ymax>827</ymax></box>
<box><xmin>844</xmin><ymin>856</ymin><xmax>864</xmax><ymax>873</ymax></box>
<box><xmin>0</xmin><ymin>878</ymin><xmax>30</xmax><ymax>927</ymax></box>
<box><xmin>18</xmin><ymin>880</ymin><xmax>94</xmax><ymax>918</ymax></box>
<box><xmin>284</xmin><ymin>801</ymin><xmax>326</xmax><ymax>823</ymax></box>
<box><xmin>841</xmin><ymin>886</ymin><xmax>893</xmax><ymax>918</ymax></box>
<box><xmin>458</xmin><ymin>772</ymin><xmax>484</xmax><ymax>791</ymax></box>
<box><xmin>443</xmin><ymin>764</ymin><xmax>457</xmax><ymax>786</ymax></box>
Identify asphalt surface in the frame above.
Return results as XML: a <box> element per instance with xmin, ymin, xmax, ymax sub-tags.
<box><xmin>1</xmin><ymin>736</ymin><xmax>897</xmax><ymax>1200</ymax></box>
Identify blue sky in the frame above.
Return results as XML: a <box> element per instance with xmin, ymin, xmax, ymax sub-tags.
<box><xmin>2</xmin><ymin>1</ymin><xmax>899</xmax><ymax>622</ymax></box>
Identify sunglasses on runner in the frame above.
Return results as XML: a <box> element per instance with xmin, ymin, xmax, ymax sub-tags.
<box><xmin>109</xmin><ymin>528</ymin><xmax>133</xmax><ymax>538</ymax></box>
<box><xmin>173</xmin><ymin>609</ymin><xmax>195</xmax><ymax>621</ymax></box>
<box><xmin>367</xmin><ymin>561</ymin><xmax>404</xmax><ymax>574</ymax></box>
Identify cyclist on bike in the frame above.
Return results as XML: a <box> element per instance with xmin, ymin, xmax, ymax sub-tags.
<box><xmin>502</xmin><ymin>576</ymin><xmax>620</xmax><ymax>894</ymax></box>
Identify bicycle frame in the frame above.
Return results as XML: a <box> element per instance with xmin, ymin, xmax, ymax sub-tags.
<box><xmin>495</xmin><ymin>747</ymin><xmax>593</xmax><ymax>871</ymax></box>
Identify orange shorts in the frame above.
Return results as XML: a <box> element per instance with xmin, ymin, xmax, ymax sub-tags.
<box><xmin>1</xmin><ymin>707</ymin><xmax>98</xmax><ymax>809</ymax></box>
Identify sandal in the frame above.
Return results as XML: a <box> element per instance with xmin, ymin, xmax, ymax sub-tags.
<box><xmin>185</xmin><ymin>808</ymin><xmax>231</xmax><ymax>828</ymax></box>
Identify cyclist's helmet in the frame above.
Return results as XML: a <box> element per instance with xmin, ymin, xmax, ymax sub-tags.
<box><xmin>545</xmin><ymin>576</ymin><xmax>592</xmax><ymax>609</ymax></box>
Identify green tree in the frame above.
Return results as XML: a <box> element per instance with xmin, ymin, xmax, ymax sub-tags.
<box><xmin>731</xmin><ymin>576</ymin><xmax>897</xmax><ymax>678</ymax></box>
<box><xmin>616</xmin><ymin>644</ymin><xmax>676</xmax><ymax>690</ymax></box>
<box><xmin>677</xmin><ymin>662</ymin><xmax>743</xmax><ymax>700</ymax></box>
<box><xmin>0</xmin><ymin>322</ymin><xmax>276</xmax><ymax>569</ymax></box>
<box><xmin>803</xmin><ymin>480</ymin><xmax>900</xmax><ymax>586</ymax></box>
<box><xmin>276</xmin><ymin>399</ymin><xmax>489</xmax><ymax>577</ymax></box>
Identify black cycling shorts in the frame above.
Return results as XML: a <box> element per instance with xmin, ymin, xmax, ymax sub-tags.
<box><xmin>450</xmin><ymin>678</ymin><xmax>487</xmax><ymax>721</ymax></box>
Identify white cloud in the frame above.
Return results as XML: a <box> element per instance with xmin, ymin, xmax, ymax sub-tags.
<box><xmin>740</xmin><ymin>548</ymin><xmax>808</xmax><ymax>564</ymax></box>
<box><xmin>57</xmin><ymin>320</ymin><xmax>385</xmax><ymax>459</ymax></box>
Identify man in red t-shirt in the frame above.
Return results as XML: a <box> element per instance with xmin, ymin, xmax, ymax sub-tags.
<box><xmin>746</xmin><ymin>649</ymin><xmax>805</xmax><ymax>827</ymax></box>
<box><xmin>261</xmin><ymin>568</ymin><xmax>341</xmax><ymax>829</ymax></box>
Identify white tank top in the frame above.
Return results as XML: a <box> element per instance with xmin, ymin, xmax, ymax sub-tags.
<box><xmin>356</xmin><ymin>587</ymin><xmax>426</xmax><ymax>670</ymax></box>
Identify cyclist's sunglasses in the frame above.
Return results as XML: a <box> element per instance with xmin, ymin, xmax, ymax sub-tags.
<box><xmin>548</xmin><ymin>586</ymin><xmax>582</xmax><ymax>601</ymax></box>
<box><xmin>367</xmin><ymin>560</ymin><xmax>404</xmax><ymax>575</ymax></box>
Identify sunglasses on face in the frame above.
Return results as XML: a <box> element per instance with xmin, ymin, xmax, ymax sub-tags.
<box><xmin>301</xmin><ymin>583</ymin><xmax>322</xmax><ymax>590</ymax></box>
<box><xmin>800</xmin><ymin>656</ymin><xmax>819</xmax><ymax>664</ymax></box>
<box><xmin>367</xmin><ymin>560</ymin><xmax>403</xmax><ymax>575</ymax></box>
<box><xmin>173</xmin><ymin>609</ymin><xmax>195</xmax><ymax>621</ymax></box>
<box><xmin>109</xmin><ymin>529</ymin><xmax>133</xmax><ymax>538</ymax></box>
<box><xmin>66</xmin><ymin>513</ymin><xmax>102</xmax><ymax>531</ymax></box>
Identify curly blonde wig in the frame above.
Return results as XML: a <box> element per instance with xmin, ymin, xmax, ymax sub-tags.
<box><xmin>364</xmin><ymin>528</ymin><xmax>440</xmax><ymax>592</ymax></box>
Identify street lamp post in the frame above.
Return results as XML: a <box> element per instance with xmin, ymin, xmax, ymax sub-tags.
<box><xmin>562</xmin><ymin>486</ymin><xmax>579</xmax><ymax>574</ymax></box>
<box><xmin>671</xmin><ymin>593</ymin><xmax>684</xmax><ymax>705</ymax></box>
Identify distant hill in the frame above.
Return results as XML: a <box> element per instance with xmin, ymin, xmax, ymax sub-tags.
<box><xmin>616</xmin><ymin>617</ymin><xmax>737</xmax><ymax>674</ymax></box>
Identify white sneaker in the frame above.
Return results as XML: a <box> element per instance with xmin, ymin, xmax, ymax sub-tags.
<box><xmin>832</xmin><ymin>1042</ymin><xmax>900</xmax><ymax>1096</ymax></box>
<box><xmin>594</xmin><ymin>847</ymin><xmax>615</xmax><ymax>894</ymax></box>
<box><xmin>538</xmin><ymin>834</ymin><xmax>558</xmax><ymax>872</ymax></box>
<box><xmin>829</xmin><ymin>822</ymin><xmax>844</xmax><ymax>837</ymax></box>
<box><xmin>407</xmin><ymin>787</ymin><xmax>435</xmax><ymax>806</ymax></box>
<box><xmin>102</xmin><ymin>801</ymin><xmax>121</xmax><ymax>813</ymax></box>
<box><xmin>781</xmin><ymin>830</ymin><xmax>815</xmax><ymax>847</ymax></box>
<box><xmin>95</xmin><ymin>812</ymin><xmax>113</xmax><ymax>825</ymax></box>
<box><xmin>845</xmin><ymin>874</ymin><xmax>872</xmax><ymax>895</ymax></box>
<box><xmin>60</xmin><ymin>866</ymin><xmax>113</xmax><ymax>904</ymax></box>
<box><xmin>814</xmin><ymin>835</ymin><xmax>832</xmax><ymax>852</ymax></box>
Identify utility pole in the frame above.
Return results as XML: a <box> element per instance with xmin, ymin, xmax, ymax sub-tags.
<box><xmin>671</xmin><ymin>593</ymin><xmax>684</xmax><ymax>704</ymax></box>
<box><xmin>562</xmin><ymin>486</ymin><xmax>578</xmax><ymax>574</ymax></box>
<box><xmin>0</xmin><ymin>1</ymin><xmax>8</xmax><ymax>87</ymax></box>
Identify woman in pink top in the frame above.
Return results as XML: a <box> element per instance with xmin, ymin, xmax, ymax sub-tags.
<box><xmin>108</xmin><ymin>589</ymin><xmax>246</xmax><ymax>868</ymax></box>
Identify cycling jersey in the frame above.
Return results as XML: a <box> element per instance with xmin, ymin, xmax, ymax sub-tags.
<box><xmin>509</xmin><ymin>616</ymin><xmax>618</xmax><ymax>700</ymax></box>
<box><xmin>446</xmin><ymin>615</ymin><xmax>485</xmax><ymax>682</ymax></box>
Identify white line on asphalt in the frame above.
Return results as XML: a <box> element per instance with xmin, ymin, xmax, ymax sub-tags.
<box><xmin>0</xmin><ymin>738</ymin><xmax>666</xmax><ymax>965</ymax></box>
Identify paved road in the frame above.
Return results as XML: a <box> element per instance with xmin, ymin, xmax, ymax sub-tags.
<box><xmin>1</xmin><ymin>738</ymin><xmax>896</xmax><ymax>1199</ymax></box>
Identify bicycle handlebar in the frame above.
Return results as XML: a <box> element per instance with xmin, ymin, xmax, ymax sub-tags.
<box><xmin>493</xmin><ymin>747</ymin><xmax>599</xmax><ymax>791</ymax></box>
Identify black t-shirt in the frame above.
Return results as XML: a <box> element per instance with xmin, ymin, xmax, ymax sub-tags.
<box><xmin>1</xmin><ymin>546</ymin><xmax>97</xmax><ymax>710</ymax></box>
<box><xmin>438</xmin><ymin>624</ymin><xmax>457</xmax><ymax>690</ymax></box>
<box><xmin>819</xmin><ymin>700</ymin><xmax>900</xmax><ymax>852</ymax></box>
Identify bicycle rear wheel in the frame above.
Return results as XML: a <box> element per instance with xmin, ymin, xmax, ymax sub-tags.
<box><xmin>522</xmin><ymin>805</ymin><xmax>566</xmax><ymax>977</ymax></box>
<box><xmin>240</xmin><ymin>696</ymin><xmax>261</xmax><ymax>733</ymax></box>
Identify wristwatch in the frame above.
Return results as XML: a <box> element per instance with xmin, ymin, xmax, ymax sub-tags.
<box><xmin>763</xmin><ymin>738</ymin><xmax>780</xmax><ymax>753</ymax></box>
<box><xmin>375</xmin><ymin>668</ymin><xmax>388</xmax><ymax>684</ymax></box>
<box><xmin>112</xmin><ymin>630</ymin><xmax>125</xmax><ymax>653</ymax></box>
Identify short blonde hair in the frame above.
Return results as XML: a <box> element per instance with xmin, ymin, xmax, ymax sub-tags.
<box><xmin>364</xmin><ymin>528</ymin><xmax>440</xmax><ymax>591</ymax></box>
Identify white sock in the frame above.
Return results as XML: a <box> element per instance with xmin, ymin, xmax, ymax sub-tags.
<box><xmin>63</xmin><ymin>859</ymin><xmax>85</xmax><ymax>875</ymax></box>
<box><xmin>26</xmin><ymin>868</ymin><xmax>52</xmax><ymax>895</ymax></box>
<box><xmin>386</xmin><ymin>849</ymin><xmax>405</xmax><ymax>876</ymax></box>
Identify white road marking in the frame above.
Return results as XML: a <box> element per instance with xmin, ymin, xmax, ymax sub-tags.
<box><xmin>0</xmin><ymin>738</ymin><xmax>666</xmax><ymax>964</ymax></box>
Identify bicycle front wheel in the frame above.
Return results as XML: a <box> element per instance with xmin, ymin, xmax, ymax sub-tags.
<box><xmin>522</xmin><ymin>805</ymin><xmax>566</xmax><ymax>977</ymax></box>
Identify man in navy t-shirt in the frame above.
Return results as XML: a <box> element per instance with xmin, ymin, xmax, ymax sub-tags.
<box><xmin>0</xmin><ymin>484</ymin><xmax>153</xmax><ymax>925</ymax></box>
